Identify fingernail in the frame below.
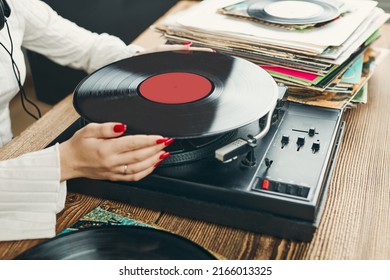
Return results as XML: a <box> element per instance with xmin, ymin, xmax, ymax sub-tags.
<box><xmin>154</xmin><ymin>161</ymin><xmax>162</xmax><ymax>168</ymax></box>
<box><xmin>164</xmin><ymin>138</ymin><xmax>175</xmax><ymax>146</ymax></box>
<box><xmin>212</xmin><ymin>49</ymin><xmax>217</xmax><ymax>53</ymax></box>
<box><xmin>182</xmin><ymin>41</ymin><xmax>192</xmax><ymax>46</ymax></box>
<box><xmin>156</xmin><ymin>137</ymin><xmax>169</xmax><ymax>144</ymax></box>
<box><xmin>113</xmin><ymin>124</ymin><xmax>126</xmax><ymax>133</ymax></box>
<box><xmin>159</xmin><ymin>152</ymin><xmax>170</xmax><ymax>160</ymax></box>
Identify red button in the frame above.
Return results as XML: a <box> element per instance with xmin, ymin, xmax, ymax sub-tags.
<box><xmin>262</xmin><ymin>179</ymin><xmax>270</xmax><ymax>190</ymax></box>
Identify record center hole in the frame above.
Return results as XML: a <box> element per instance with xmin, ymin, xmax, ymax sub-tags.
<box><xmin>138</xmin><ymin>72</ymin><xmax>213</xmax><ymax>104</ymax></box>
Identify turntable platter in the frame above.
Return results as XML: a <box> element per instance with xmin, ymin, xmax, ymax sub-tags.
<box><xmin>73</xmin><ymin>51</ymin><xmax>278</xmax><ymax>138</ymax></box>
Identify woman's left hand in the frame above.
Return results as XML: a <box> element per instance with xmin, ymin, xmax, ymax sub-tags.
<box><xmin>139</xmin><ymin>43</ymin><xmax>214</xmax><ymax>55</ymax></box>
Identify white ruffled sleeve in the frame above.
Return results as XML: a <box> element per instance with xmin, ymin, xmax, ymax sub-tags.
<box><xmin>0</xmin><ymin>143</ymin><xmax>66</xmax><ymax>241</ymax></box>
<box><xmin>16</xmin><ymin>0</ymin><xmax>144</xmax><ymax>73</ymax></box>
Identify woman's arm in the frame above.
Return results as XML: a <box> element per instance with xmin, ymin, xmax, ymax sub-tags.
<box><xmin>0</xmin><ymin>143</ymin><xmax>66</xmax><ymax>241</ymax></box>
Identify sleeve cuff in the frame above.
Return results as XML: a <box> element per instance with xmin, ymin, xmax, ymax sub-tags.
<box><xmin>0</xmin><ymin>144</ymin><xmax>66</xmax><ymax>241</ymax></box>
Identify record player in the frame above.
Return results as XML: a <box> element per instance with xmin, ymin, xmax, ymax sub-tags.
<box><xmin>53</xmin><ymin>51</ymin><xmax>345</xmax><ymax>241</ymax></box>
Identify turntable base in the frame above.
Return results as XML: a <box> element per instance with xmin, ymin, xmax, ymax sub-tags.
<box><xmin>54</xmin><ymin>102</ymin><xmax>344</xmax><ymax>241</ymax></box>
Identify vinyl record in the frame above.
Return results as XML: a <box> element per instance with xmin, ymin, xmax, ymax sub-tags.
<box><xmin>73</xmin><ymin>51</ymin><xmax>278</xmax><ymax>138</ymax></box>
<box><xmin>247</xmin><ymin>0</ymin><xmax>340</xmax><ymax>25</ymax></box>
<box><xmin>14</xmin><ymin>226</ymin><xmax>216</xmax><ymax>260</ymax></box>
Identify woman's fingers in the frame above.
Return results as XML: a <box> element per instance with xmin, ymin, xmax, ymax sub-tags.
<box><xmin>187</xmin><ymin>46</ymin><xmax>214</xmax><ymax>52</ymax></box>
<box><xmin>102</xmin><ymin>149</ymin><xmax>169</xmax><ymax>182</ymax></box>
<box><xmin>110</xmin><ymin>134</ymin><xmax>174</xmax><ymax>154</ymax></box>
<box><xmin>115</xmin><ymin>150</ymin><xmax>168</xmax><ymax>176</ymax></box>
<box><xmin>80</xmin><ymin>122</ymin><xmax>127</xmax><ymax>138</ymax></box>
<box><xmin>79</xmin><ymin>123</ymin><xmax>173</xmax><ymax>153</ymax></box>
<box><xmin>109</xmin><ymin>144</ymin><xmax>171</xmax><ymax>179</ymax></box>
<box><xmin>113</xmin><ymin>142</ymin><xmax>171</xmax><ymax>166</ymax></box>
<box><xmin>109</xmin><ymin>165</ymin><xmax>156</xmax><ymax>182</ymax></box>
<box><xmin>139</xmin><ymin>44</ymin><xmax>215</xmax><ymax>55</ymax></box>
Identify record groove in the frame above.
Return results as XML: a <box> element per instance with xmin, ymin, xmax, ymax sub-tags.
<box><xmin>15</xmin><ymin>226</ymin><xmax>216</xmax><ymax>260</ymax></box>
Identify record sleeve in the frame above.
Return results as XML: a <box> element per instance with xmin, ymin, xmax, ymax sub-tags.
<box><xmin>246</xmin><ymin>0</ymin><xmax>340</xmax><ymax>25</ymax></box>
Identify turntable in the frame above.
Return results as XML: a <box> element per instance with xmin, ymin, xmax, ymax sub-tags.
<box><xmin>53</xmin><ymin>51</ymin><xmax>345</xmax><ymax>241</ymax></box>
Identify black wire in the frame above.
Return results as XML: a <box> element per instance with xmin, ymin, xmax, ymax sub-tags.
<box><xmin>0</xmin><ymin>21</ymin><xmax>41</xmax><ymax>120</ymax></box>
<box><xmin>0</xmin><ymin>41</ymin><xmax>42</xmax><ymax>120</ymax></box>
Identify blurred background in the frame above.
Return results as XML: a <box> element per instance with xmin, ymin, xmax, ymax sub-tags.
<box><xmin>9</xmin><ymin>0</ymin><xmax>390</xmax><ymax>136</ymax></box>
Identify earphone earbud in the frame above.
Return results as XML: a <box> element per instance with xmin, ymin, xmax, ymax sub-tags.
<box><xmin>0</xmin><ymin>0</ymin><xmax>11</xmax><ymax>31</ymax></box>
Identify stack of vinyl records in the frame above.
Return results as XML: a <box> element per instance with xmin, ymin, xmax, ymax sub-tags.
<box><xmin>155</xmin><ymin>0</ymin><xmax>389</xmax><ymax>109</ymax></box>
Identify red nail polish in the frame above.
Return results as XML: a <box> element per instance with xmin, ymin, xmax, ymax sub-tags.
<box><xmin>156</xmin><ymin>137</ymin><xmax>169</xmax><ymax>144</ymax></box>
<box><xmin>164</xmin><ymin>138</ymin><xmax>175</xmax><ymax>146</ymax></box>
<box><xmin>159</xmin><ymin>152</ymin><xmax>170</xmax><ymax>160</ymax></box>
<box><xmin>113</xmin><ymin>124</ymin><xmax>126</xmax><ymax>133</ymax></box>
<box><xmin>182</xmin><ymin>41</ymin><xmax>192</xmax><ymax>46</ymax></box>
<box><xmin>154</xmin><ymin>161</ymin><xmax>162</xmax><ymax>168</ymax></box>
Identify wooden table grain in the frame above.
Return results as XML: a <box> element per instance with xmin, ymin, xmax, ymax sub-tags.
<box><xmin>0</xmin><ymin>1</ymin><xmax>389</xmax><ymax>260</ymax></box>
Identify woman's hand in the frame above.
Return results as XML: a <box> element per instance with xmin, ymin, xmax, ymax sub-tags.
<box><xmin>138</xmin><ymin>42</ymin><xmax>214</xmax><ymax>55</ymax></box>
<box><xmin>59</xmin><ymin>123</ymin><xmax>172</xmax><ymax>182</ymax></box>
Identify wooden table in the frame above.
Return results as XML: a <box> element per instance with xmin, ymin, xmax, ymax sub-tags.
<box><xmin>1</xmin><ymin>1</ymin><xmax>390</xmax><ymax>260</ymax></box>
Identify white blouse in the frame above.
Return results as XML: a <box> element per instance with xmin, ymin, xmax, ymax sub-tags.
<box><xmin>0</xmin><ymin>0</ymin><xmax>143</xmax><ymax>241</ymax></box>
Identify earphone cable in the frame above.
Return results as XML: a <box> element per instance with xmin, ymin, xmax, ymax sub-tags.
<box><xmin>0</xmin><ymin>21</ymin><xmax>42</xmax><ymax>119</ymax></box>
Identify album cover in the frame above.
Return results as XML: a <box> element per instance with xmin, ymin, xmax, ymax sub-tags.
<box><xmin>60</xmin><ymin>203</ymin><xmax>155</xmax><ymax>235</ymax></box>
<box><xmin>286</xmin><ymin>48</ymin><xmax>377</xmax><ymax>109</ymax></box>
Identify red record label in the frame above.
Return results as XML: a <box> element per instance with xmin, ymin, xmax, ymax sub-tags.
<box><xmin>138</xmin><ymin>72</ymin><xmax>213</xmax><ymax>104</ymax></box>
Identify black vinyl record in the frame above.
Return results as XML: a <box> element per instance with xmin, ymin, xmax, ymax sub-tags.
<box><xmin>15</xmin><ymin>226</ymin><xmax>216</xmax><ymax>260</ymax></box>
<box><xmin>247</xmin><ymin>0</ymin><xmax>340</xmax><ymax>25</ymax></box>
<box><xmin>73</xmin><ymin>51</ymin><xmax>278</xmax><ymax>138</ymax></box>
